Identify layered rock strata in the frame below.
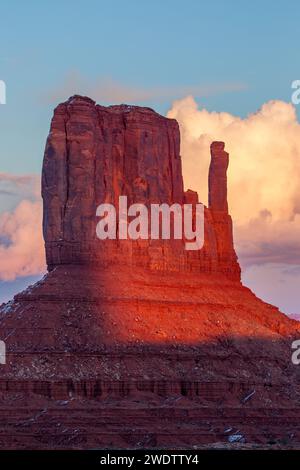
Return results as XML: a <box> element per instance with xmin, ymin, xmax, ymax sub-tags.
<box><xmin>0</xmin><ymin>96</ymin><xmax>299</xmax><ymax>449</ymax></box>
<box><xmin>42</xmin><ymin>96</ymin><xmax>240</xmax><ymax>279</ymax></box>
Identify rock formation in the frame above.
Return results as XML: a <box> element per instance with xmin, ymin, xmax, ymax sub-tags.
<box><xmin>0</xmin><ymin>95</ymin><xmax>299</xmax><ymax>449</ymax></box>
<box><xmin>42</xmin><ymin>96</ymin><xmax>240</xmax><ymax>279</ymax></box>
<box><xmin>209</xmin><ymin>141</ymin><xmax>229</xmax><ymax>212</ymax></box>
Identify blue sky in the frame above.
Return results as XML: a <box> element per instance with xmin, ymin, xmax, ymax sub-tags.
<box><xmin>0</xmin><ymin>0</ymin><xmax>300</xmax><ymax>314</ymax></box>
<box><xmin>1</xmin><ymin>0</ymin><xmax>299</xmax><ymax>174</ymax></box>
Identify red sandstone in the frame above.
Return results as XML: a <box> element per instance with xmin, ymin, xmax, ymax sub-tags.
<box><xmin>0</xmin><ymin>95</ymin><xmax>299</xmax><ymax>449</ymax></box>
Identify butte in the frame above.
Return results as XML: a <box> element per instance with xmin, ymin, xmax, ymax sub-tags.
<box><xmin>0</xmin><ymin>95</ymin><xmax>299</xmax><ymax>449</ymax></box>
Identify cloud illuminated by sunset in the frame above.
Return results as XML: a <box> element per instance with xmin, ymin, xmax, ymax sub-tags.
<box><xmin>0</xmin><ymin>97</ymin><xmax>300</xmax><ymax>285</ymax></box>
<box><xmin>168</xmin><ymin>97</ymin><xmax>300</xmax><ymax>266</ymax></box>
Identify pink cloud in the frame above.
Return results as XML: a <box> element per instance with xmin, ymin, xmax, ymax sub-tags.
<box><xmin>168</xmin><ymin>97</ymin><xmax>300</xmax><ymax>267</ymax></box>
<box><xmin>0</xmin><ymin>174</ymin><xmax>46</xmax><ymax>281</ymax></box>
<box><xmin>0</xmin><ymin>199</ymin><xmax>46</xmax><ymax>281</ymax></box>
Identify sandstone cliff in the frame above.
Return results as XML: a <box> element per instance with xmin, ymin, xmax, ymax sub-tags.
<box><xmin>42</xmin><ymin>96</ymin><xmax>240</xmax><ymax>279</ymax></box>
<box><xmin>0</xmin><ymin>96</ymin><xmax>299</xmax><ymax>449</ymax></box>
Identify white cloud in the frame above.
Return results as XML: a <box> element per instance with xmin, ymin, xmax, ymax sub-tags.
<box><xmin>167</xmin><ymin>96</ymin><xmax>300</xmax><ymax>266</ymax></box>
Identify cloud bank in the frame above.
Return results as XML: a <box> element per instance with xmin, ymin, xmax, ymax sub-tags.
<box><xmin>167</xmin><ymin>97</ymin><xmax>300</xmax><ymax>267</ymax></box>
<box><xmin>0</xmin><ymin>175</ymin><xmax>45</xmax><ymax>281</ymax></box>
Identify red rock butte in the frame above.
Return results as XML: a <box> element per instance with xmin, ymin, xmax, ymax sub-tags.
<box><xmin>0</xmin><ymin>95</ymin><xmax>300</xmax><ymax>449</ymax></box>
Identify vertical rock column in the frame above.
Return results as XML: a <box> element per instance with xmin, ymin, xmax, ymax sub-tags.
<box><xmin>208</xmin><ymin>141</ymin><xmax>229</xmax><ymax>213</ymax></box>
<box><xmin>207</xmin><ymin>141</ymin><xmax>240</xmax><ymax>279</ymax></box>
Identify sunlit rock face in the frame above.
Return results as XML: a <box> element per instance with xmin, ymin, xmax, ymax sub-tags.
<box><xmin>42</xmin><ymin>95</ymin><xmax>240</xmax><ymax>280</ymax></box>
<box><xmin>0</xmin><ymin>96</ymin><xmax>299</xmax><ymax>450</ymax></box>
<box><xmin>209</xmin><ymin>141</ymin><xmax>229</xmax><ymax>213</ymax></box>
